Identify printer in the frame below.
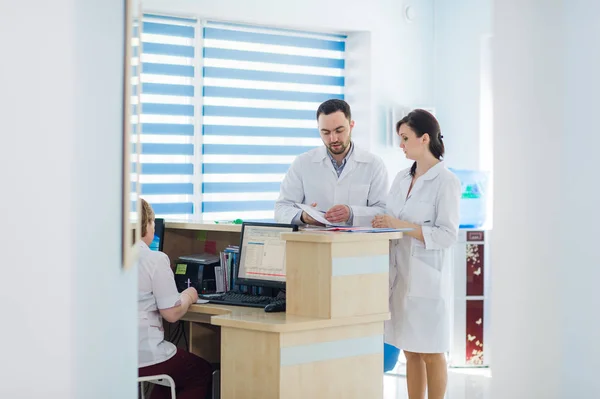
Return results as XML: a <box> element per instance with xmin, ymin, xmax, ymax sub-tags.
<box><xmin>174</xmin><ymin>253</ymin><xmax>220</xmax><ymax>294</ymax></box>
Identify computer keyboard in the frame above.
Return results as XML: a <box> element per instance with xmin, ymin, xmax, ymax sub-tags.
<box><xmin>200</xmin><ymin>291</ymin><xmax>284</xmax><ymax>309</ymax></box>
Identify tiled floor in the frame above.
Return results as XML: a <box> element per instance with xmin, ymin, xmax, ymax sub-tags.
<box><xmin>384</xmin><ymin>363</ymin><xmax>492</xmax><ymax>399</ymax></box>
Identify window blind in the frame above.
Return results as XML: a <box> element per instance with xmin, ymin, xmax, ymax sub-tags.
<box><xmin>132</xmin><ymin>14</ymin><xmax>198</xmax><ymax>219</ymax></box>
<box><xmin>201</xmin><ymin>22</ymin><xmax>346</xmax><ymax>222</ymax></box>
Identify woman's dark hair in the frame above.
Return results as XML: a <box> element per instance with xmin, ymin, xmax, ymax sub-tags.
<box><xmin>396</xmin><ymin>109</ymin><xmax>445</xmax><ymax>177</ymax></box>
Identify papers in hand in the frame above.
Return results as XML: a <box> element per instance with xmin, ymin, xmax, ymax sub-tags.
<box><xmin>295</xmin><ymin>203</ymin><xmax>345</xmax><ymax>226</ymax></box>
<box><xmin>295</xmin><ymin>203</ymin><xmax>330</xmax><ymax>225</ymax></box>
<box><xmin>325</xmin><ymin>226</ymin><xmax>414</xmax><ymax>233</ymax></box>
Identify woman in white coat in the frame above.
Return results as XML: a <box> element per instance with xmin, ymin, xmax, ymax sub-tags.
<box><xmin>372</xmin><ymin>109</ymin><xmax>460</xmax><ymax>399</ymax></box>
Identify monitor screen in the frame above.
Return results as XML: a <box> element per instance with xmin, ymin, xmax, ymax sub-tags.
<box><xmin>150</xmin><ymin>218</ymin><xmax>165</xmax><ymax>252</ymax></box>
<box><xmin>236</xmin><ymin>222</ymin><xmax>298</xmax><ymax>289</ymax></box>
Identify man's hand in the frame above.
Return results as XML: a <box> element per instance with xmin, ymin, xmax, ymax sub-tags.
<box><xmin>301</xmin><ymin>203</ymin><xmax>325</xmax><ymax>226</ymax></box>
<box><xmin>325</xmin><ymin>204</ymin><xmax>351</xmax><ymax>224</ymax></box>
<box><xmin>372</xmin><ymin>214</ymin><xmax>402</xmax><ymax>229</ymax></box>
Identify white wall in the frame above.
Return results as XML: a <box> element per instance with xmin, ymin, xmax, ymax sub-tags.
<box><xmin>143</xmin><ymin>0</ymin><xmax>435</xmax><ymax>182</ymax></box>
<box><xmin>370</xmin><ymin>0</ymin><xmax>436</xmax><ymax>180</ymax></box>
<box><xmin>491</xmin><ymin>0</ymin><xmax>600</xmax><ymax>397</ymax></box>
<box><xmin>433</xmin><ymin>0</ymin><xmax>492</xmax><ymax>171</ymax></box>
<box><xmin>0</xmin><ymin>1</ymin><xmax>137</xmax><ymax>398</ymax></box>
<box><xmin>72</xmin><ymin>0</ymin><xmax>139</xmax><ymax>397</ymax></box>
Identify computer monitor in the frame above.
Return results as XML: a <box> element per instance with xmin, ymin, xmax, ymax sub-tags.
<box><xmin>235</xmin><ymin>222</ymin><xmax>298</xmax><ymax>289</ymax></box>
<box><xmin>150</xmin><ymin>218</ymin><xmax>165</xmax><ymax>252</ymax></box>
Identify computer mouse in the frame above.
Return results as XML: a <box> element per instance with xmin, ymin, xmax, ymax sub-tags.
<box><xmin>264</xmin><ymin>301</ymin><xmax>286</xmax><ymax>313</ymax></box>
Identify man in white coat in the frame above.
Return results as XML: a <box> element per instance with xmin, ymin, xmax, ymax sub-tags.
<box><xmin>274</xmin><ymin>99</ymin><xmax>388</xmax><ymax>227</ymax></box>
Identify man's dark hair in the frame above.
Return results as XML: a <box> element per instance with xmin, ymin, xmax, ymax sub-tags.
<box><xmin>316</xmin><ymin>99</ymin><xmax>351</xmax><ymax>121</ymax></box>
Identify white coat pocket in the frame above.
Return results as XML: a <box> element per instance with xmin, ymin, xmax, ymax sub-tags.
<box><xmin>410</xmin><ymin>200</ymin><xmax>435</xmax><ymax>249</ymax></box>
<box><xmin>407</xmin><ymin>246</ymin><xmax>444</xmax><ymax>299</ymax></box>
<box><xmin>348</xmin><ymin>184</ymin><xmax>369</xmax><ymax>206</ymax></box>
<box><xmin>412</xmin><ymin>200</ymin><xmax>435</xmax><ymax>224</ymax></box>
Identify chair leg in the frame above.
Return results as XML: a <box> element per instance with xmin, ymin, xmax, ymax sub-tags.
<box><xmin>137</xmin><ymin>374</ymin><xmax>176</xmax><ymax>399</ymax></box>
<box><xmin>140</xmin><ymin>381</ymin><xmax>145</xmax><ymax>399</ymax></box>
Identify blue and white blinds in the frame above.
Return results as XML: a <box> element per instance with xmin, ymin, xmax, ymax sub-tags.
<box><xmin>133</xmin><ymin>14</ymin><xmax>198</xmax><ymax>219</ymax></box>
<box><xmin>200</xmin><ymin>22</ymin><xmax>346</xmax><ymax>222</ymax></box>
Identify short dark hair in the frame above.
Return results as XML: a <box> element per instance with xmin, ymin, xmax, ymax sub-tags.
<box><xmin>396</xmin><ymin>109</ymin><xmax>445</xmax><ymax>177</ymax></box>
<box><xmin>316</xmin><ymin>99</ymin><xmax>351</xmax><ymax>121</ymax></box>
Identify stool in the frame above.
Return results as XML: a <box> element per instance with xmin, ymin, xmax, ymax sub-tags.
<box><xmin>138</xmin><ymin>374</ymin><xmax>176</xmax><ymax>399</ymax></box>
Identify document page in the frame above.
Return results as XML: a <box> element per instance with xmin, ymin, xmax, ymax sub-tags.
<box><xmin>295</xmin><ymin>203</ymin><xmax>345</xmax><ymax>226</ymax></box>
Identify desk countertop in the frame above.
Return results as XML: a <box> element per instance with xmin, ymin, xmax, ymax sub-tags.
<box><xmin>184</xmin><ymin>303</ymin><xmax>389</xmax><ymax>333</ymax></box>
<box><xmin>164</xmin><ymin>221</ymin><xmax>403</xmax><ymax>242</ymax></box>
<box><xmin>281</xmin><ymin>230</ymin><xmax>402</xmax><ymax>243</ymax></box>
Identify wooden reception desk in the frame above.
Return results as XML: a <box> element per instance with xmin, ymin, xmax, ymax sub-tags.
<box><xmin>167</xmin><ymin>224</ymin><xmax>401</xmax><ymax>399</ymax></box>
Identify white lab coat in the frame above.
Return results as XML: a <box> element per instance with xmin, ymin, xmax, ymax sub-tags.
<box><xmin>385</xmin><ymin>162</ymin><xmax>461</xmax><ymax>353</ymax></box>
<box><xmin>274</xmin><ymin>145</ymin><xmax>388</xmax><ymax>226</ymax></box>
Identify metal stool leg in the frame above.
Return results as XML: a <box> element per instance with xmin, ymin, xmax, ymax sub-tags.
<box><xmin>137</xmin><ymin>374</ymin><xmax>176</xmax><ymax>399</ymax></box>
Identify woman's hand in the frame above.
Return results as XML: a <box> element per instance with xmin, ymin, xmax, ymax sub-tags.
<box><xmin>181</xmin><ymin>287</ymin><xmax>199</xmax><ymax>306</ymax></box>
<box><xmin>372</xmin><ymin>215</ymin><xmax>424</xmax><ymax>242</ymax></box>
<box><xmin>160</xmin><ymin>287</ymin><xmax>199</xmax><ymax>323</ymax></box>
<box><xmin>372</xmin><ymin>214</ymin><xmax>403</xmax><ymax>229</ymax></box>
